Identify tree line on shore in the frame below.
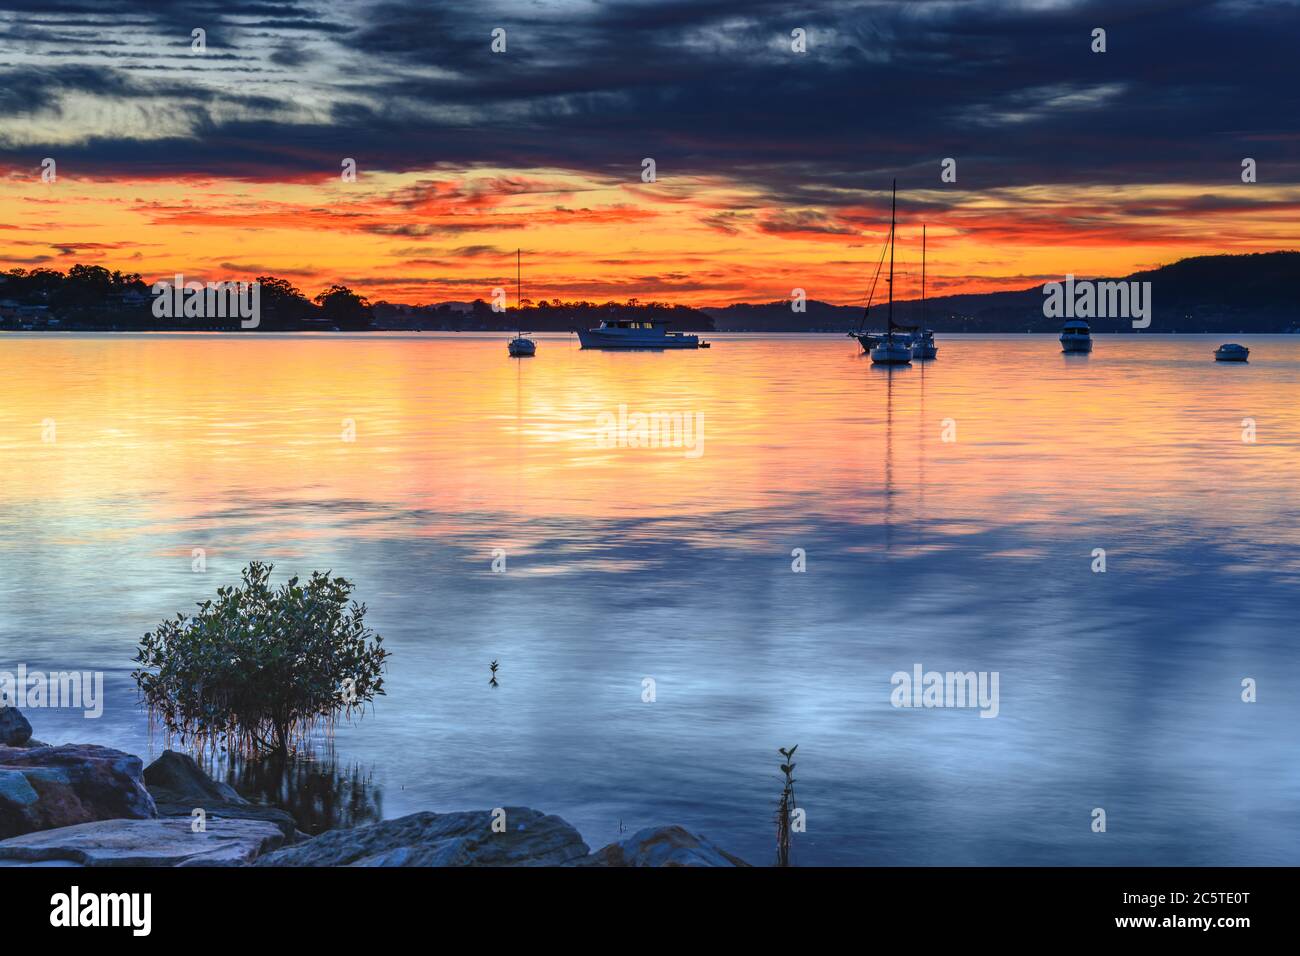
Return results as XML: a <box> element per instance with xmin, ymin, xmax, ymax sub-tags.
<box><xmin>0</xmin><ymin>264</ymin><xmax>718</xmax><ymax>332</ymax></box>
<box><xmin>0</xmin><ymin>265</ymin><xmax>373</xmax><ymax>330</ymax></box>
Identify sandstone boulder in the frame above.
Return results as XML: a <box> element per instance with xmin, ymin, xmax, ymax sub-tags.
<box><xmin>0</xmin><ymin>816</ymin><xmax>283</xmax><ymax>866</ymax></box>
<box><xmin>0</xmin><ymin>744</ymin><xmax>156</xmax><ymax>839</ymax></box>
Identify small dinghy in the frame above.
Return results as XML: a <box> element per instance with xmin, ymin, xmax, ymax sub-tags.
<box><xmin>1214</xmin><ymin>343</ymin><xmax>1249</xmax><ymax>362</ymax></box>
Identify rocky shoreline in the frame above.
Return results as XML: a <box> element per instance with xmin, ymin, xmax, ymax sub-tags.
<box><xmin>0</xmin><ymin>707</ymin><xmax>748</xmax><ymax>867</ymax></box>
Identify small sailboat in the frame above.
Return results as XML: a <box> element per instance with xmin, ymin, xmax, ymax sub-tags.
<box><xmin>507</xmin><ymin>249</ymin><xmax>536</xmax><ymax>357</ymax></box>
<box><xmin>1214</xmin><ymin>343</ymin><xmax>1249</xmax><ymax>362</ymax></box>
<box><xmin>911</xmin><ymin>225</ymin><xmax>937</xmax><ymax>360</ymax></box>
<box><xmin>870</xmin><ymin>182</ymin><xmax>913</xmax><ymax>366</ymax></box>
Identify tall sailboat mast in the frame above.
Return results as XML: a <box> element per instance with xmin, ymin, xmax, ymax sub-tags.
<box><xmin>886</xmin><ymin>180</ymin><xmax>896</xmax><ymax>341</ymax></box>
<box><xmin>516</xmin><ymin>248</ymin><xmax>521</xmax><ymax>334</ymax></box>
<box><xmin>921</xmin><ymin>224</ymin><xmax>926</xmax><ymax>327</ymax></box>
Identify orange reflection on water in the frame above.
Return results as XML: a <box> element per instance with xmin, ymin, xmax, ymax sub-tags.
<box><xmin>2</xmin><ymin>332</ymin><xmax>1299</xmax><ymax>570</ymax></box>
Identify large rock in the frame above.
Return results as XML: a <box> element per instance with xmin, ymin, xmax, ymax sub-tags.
<box><xmin>143</xmin><ymin>751</ymin><xmax>247</xmax><ymax>805</ymax></box>
<box><xmin>142</xmin><ymin>750</ymin><xmax>298</xmax><ymax>842</ymax></box>
<box><xmin>256</xmin><ymin>807</ymin><xmax>589</xmax><ymax>867</ymax></box>
<box><xmin>0</xmin><ymin>707</ymin><xmax>32</xmax><ymax>746</ymax></box>
<box><xmin>0</xmin><ymin>744</ymin><xmax>156</xmax><ymax>839</ymax></box>
<box><xmin>0</xmin><ymin>817</ymin><xmax>284</xmax><ymax>867</ymax></box>
<box><xmin>586</xmin><ymin>825</ymin><xmax>750</xmax><ymax>866</ymax></box>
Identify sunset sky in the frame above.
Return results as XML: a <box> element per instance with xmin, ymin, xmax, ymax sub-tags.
<box><xmin>1</xmin><ymin>0</ymin><xmax>1297</xmax><ymax>306</ymax></box>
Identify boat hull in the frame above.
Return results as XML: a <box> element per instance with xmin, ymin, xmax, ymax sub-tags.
<box><xmin>577</xmin><ymin>328</ymin><xmax>700</xmax><ymax>349</ymax></box>
<box><xmin>508</xmin><ymin>337</ymin><xmax>536</xmax><ymax>357</ymax></box>
<box><xmin>870</xmin><ymin>342</ymin><xmax>913</xmax><ymax>365</ymax></box>
<box><xmin>1060</xmin><ymin>335</ymin><xmax>1092</xmax><ymax>353</ymax></box>
<box><xmin>1215</xmin><ymin>351</ymin><xmax>1249</xmax><ymax>362</ymax></box>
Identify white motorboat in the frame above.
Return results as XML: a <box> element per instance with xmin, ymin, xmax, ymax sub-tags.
<box><xmin>1060</xmin><ymin>318</ymin><xmax>1092</xmax><ymax>353</ymax></box>
<box><xmin>1214</xmin><ymin>343</ymin><xmax>1249</xmax><ymax>362</ymax></box>
<box><xmin>576</xmin><ymin>320</ymin><xmax>703</xmax><ymax>349</ymax></box>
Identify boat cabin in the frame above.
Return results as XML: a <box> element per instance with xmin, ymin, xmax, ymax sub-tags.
<box><xmin>600</xmin><ymin>319</ymin><xmax>664</xmax><ymax>329</ymax></box>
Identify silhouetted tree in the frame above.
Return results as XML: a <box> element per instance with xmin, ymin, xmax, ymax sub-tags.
<box><xmin>256</xmin><ymin>275</ymin><xmax>315</xmax><ymax>330</ymax></box>
<box><xmin>313</xmin><ymin>284</ymin><xmax>373</xmax><ymax>330</ymax></box>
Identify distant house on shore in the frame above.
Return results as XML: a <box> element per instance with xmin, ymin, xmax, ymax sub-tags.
<box><xmin>0</xmin><ymin>300</ymin><xmax>53</xmax><ymax>329</ymax></box>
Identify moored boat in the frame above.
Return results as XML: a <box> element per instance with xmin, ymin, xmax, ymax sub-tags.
<box><xmin>869</xmin><ymin>181</ymin><xmax>912</xmax><ymax>366</ymax></box>
<box><xmin>1060</xmin><ymin>318</ymin><xmax>1092</xmax><ymax>353</ymax></box>
<box><xmin>911</xmin><ymin>329</ymin><xmax>937</xmax><ymax>359</ymax></box>
<box><xmin>871</xmin><ymin>337</ymin><xmax>913</xmax><ymax>365</ymax></box>
<box><xmin>576</xmin><ymin>320</ymin><xmax>702</xmax><ymax>349</ymax></box>
<box><xmin>506</xmin><ymin>249</ymin><xmax>536</xmax><ymax>357</ymax></box>
<box><xmin>910</xmin><ymin>226</ymin><xmax>937</xmax><ymax>360</ymax></box>
<box><xmin>1214</xmin><ymin>343</ymin><xmax>1249</xmax><ymax>362</ymax></box>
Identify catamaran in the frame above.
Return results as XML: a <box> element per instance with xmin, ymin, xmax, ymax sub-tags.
<box><xmin>507</xmin><ymin>249</ymin><xmax>536</xmax><ymax>357</ymax></box>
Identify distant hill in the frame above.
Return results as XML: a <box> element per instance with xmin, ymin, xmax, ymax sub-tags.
<box><xmin>5</xmin><ymin>252</ymin><xmax>1294</xmax><ymax>333</ymax></box>
<box><xmin>703</xmin><ymin>252</ymin><xmax>1300</xmax><ymax>333</ymax></box>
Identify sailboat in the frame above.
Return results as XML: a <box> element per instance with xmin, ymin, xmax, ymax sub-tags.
<box><xmin>870</xmin><ymin>182</ymin><xmax>913</xmax><ymax>366</ymax></box>
<box><xmin>507</xmin><ymin>249</ymin><xmax>536</xmax><ymax>357</ymax></box>
<box><xmin>911</xmin><ymin>225</ymin><xmax>937</xmax><ymax>360</ymax></box>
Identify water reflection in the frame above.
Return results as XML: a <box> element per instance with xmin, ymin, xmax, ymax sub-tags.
<box><xmin>2</xmin><ymin>333</ymin><xmax>1299</xmax><ymax>864</ymax></box>
<box><xmin>200</xmin><ymin>749</ymin><xmax>384</xmax><ymax>836</ymax></box>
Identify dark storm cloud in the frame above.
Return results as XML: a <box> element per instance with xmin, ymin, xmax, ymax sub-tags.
<box><xmin>0</xmin><ymin>0</ymin><xmax>1296</xmax><ymax>196</ymax></box>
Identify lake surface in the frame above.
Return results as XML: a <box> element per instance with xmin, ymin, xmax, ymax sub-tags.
<box><xmin>2</xmin><ymin>332</ymin><xmax>1298</xmax><ymax>865</ymax></box>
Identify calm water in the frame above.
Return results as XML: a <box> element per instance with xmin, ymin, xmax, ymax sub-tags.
<box><xmin>2</xmin><ymin>332</ymin><xmax>1298</xmax><ymax>865</ymax></box>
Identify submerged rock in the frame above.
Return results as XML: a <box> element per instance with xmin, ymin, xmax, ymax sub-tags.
<box><xmin>143</xmin><ymin>750</ymin><xmax>247</xmax><ymax>806</ymax></box>
<box><xmin>0</xmin><ymin>744</ymin><xmax>156</xmax><ymax>839</ymax></box>
<box><xmin>0</xmin><ymin>707</ymin><xmax>32</xmax><ymax>747</ymax></box>
<box><xmin>0</xmin><ymin>816</ymin><xmax>284</xmax><ymax>866</ymax></box>
<box><xmin>256</xmin><ymin>807</ymin><xmax>589</xmax><ymax>867</ymax></box>
<box><xmin>586</xmin><ymin>825</ymin><xmax>750</xmax><ymax>867</ymax></box>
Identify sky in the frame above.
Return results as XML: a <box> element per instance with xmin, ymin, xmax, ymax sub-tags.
<box><xmin>0</xmin><ymin>0</ymin><xmax>1297</xmax><ymax>306</ymax></box>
